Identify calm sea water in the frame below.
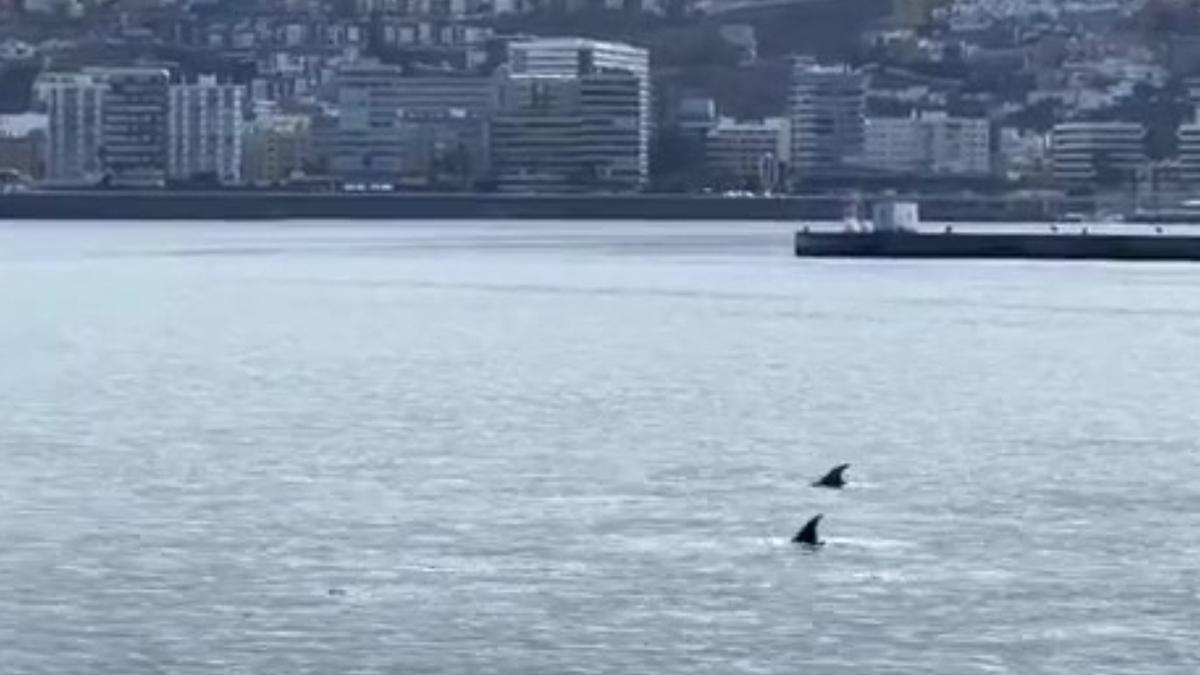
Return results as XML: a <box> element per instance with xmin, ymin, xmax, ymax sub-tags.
<box><xmin>1</xmin><ymin>221</ymin><xmax>1199</xmax><ymax>674</ymax></box>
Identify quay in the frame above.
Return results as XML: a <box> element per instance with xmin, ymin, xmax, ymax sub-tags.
<box><xmin>0</xmin><ymin>190</ymin><xmax>1063</xmax><ymax>222</ymax></box>
<box><xmin>794</xmin><ymin>200</ymin><xmax>1200</xmax><ymax>262</ymax></box>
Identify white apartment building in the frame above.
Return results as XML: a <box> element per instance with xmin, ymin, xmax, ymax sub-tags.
<box><xmin>88</xmin><ymin>66</ymin><xmax>172</xmax><ymax>187</ymax></box>
<box><xmin>1178</xmin><ymin>115</ymin><xmax>1200</xmax><ymax>183</ymax></box>
<box><xmin>789</xmin><ymin>58</ymin><xmax>866</xmax><ymax>177</ymax></box>
<box><xmin>1052</xmin><ymin>121</ymin><xmax>1145</xmax><ymax>185</ymax></box>
<box><xmin>168</xmin><ymin>75</ymin><xmax>245</xmax><ymax>185</ymax></box>
<box><xmin>861</xmin><ymin>111</ymin><xmax>991</xmax><ymax>176</ymax></box>
<box><xmin>36</xmin><ymin>72</ymin><xmax>107</xmax><ymax>186</ymax></box>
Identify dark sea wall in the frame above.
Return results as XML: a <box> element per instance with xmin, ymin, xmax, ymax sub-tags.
<box><xmin>0</xmin><ymin>191</ymin><xmax>1062</xmax><ymax>222</ymax></box>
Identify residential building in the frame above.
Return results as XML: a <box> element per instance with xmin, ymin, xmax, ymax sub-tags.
<box><xmin>243</xmin><ymin>112</ymin><xmax>312</xmax><ymax>186</ymax></box>
<box><xmin>861</xmin><ymin>111</ymin><xmax>991</xmax><ymax>176</ymax></box>
<box><xmin>1178</xmin><ymin>119</ymin><xmax>1200</xmax><ymax>184</ymax></box>
<box><xmin>705</xmin><ymin>117</ymin><xmax>790</xmax><ymax>189</ymax></box>
<box><xmin>89</xmin><ymin>67</ymin><xmax>172</xmax><ymax>187</ymax></box>
<box><xmin>862</xmin><ymin>115</ymin><xmax>925</xmax><ymax>174</ymax></box>
<box><xmin>927</xmin><ymin>113</ymin><xmax>990</xmax><ymax>175</ymax></box>
<box><xmin>1051</xmin><ymin>121</ymin><xmax>1146</xmax><ymax>186</ymax></box>
<box><xmin>508</xmin><ymin>38</ymin><xmax>651</xmax><ymax>189</ymax></box>
<box><xmin>37</xmin><ymin>72</ymin><xmax>107</xmax><ymax>186</ymax></box>
<box><xmin>168</xmin><ymin>75</ymin><xmax>246</xmax><ymax>185</ymax></box>
<box><xmin>789</xmin><ymin>58</ymin><xmax>866</xmax><ymax>179</ymax></box>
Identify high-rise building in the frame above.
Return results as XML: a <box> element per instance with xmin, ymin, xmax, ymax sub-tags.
<box><xmin>327</xmin><ymin>61</ymin><xmax>406</xmax><ymax>182</ymax></box>
<box><xmin>491</xmin><ymin>75</ymin><xmax>584</xmax><ymax>193</ymax></box>
<box><xmin>391</xmin><ymin>75</ymin><xmax>498</xmax><ymax>188</ymax></box>
<box><xmin>491</xmin><ymin>69</ymin><xmax>646</xmax><ymax>193</ymax></box>
<box><xmin>168</xmin><ymin>75</ymin><xmax>245</xmax><ymax>185</ymax></box>
<box><xmin>508</xmin><ymin>38</ymin><xmax>650</xmax><ymax>189</ymax></box>
<box><xmin>789</xmin><ymin>58</ymin><xmax>866</xmax><ymax>179</ymax></box>
<box><xmin>89</xmin><ymin>67</ymin><xmax>171</xmax><ymax>187</ymax></box>
<box><xmin>1052</xmin><ymin>122</ymin><xmax>1145</xmax><ymax>185</ymax></box>
<box><xmin>326</xmin><ymin>61</ymin><xmax>499</xmax><ymax>185</ymax></box>
<box><xmin>577</xmin><ymin>71</ymin><xmax>644</xmax><ymax>189</ymax></box>
<box><xmin>37</xmin><ymin>72</ymin><xmax>108</xmax><ymax>186</ymax></box>
<box><xmin>1178</xmin><ymin>117</ymin><xmax>1200</xmax><ymax>184</ymax></box>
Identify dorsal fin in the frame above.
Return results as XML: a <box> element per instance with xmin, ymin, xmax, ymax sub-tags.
<box><xmin>792</xmin><ymin>514</ymin><xmax>824</xmax><ymax>546</ymax></box>
<box><xmin>813</xmin><ymin>463</ymin><xmax>850</xmax><ymax>489</ymax></box>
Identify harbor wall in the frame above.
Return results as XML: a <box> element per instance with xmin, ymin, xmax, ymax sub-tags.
<box><xmin>0</xmin><ymin>191</ymin><xmax>1065</xmax><ymax>222</ymax></box>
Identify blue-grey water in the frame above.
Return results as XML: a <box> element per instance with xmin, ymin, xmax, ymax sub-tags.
<box><xmin>1</xmin><ymin>220</ymin><xmax>1199</xmax><ymax>674</ymax></box>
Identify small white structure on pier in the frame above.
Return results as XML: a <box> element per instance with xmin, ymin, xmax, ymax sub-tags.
<box><xmin>871</xmin><ymin>200</ymin><xmax>920</xmax><ymax>232</ymax></box>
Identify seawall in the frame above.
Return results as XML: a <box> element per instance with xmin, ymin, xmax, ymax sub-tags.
<box><xmin>0</xmin><ymin>191</ymin><xmax>1064</xmax><ymax>222</ymax></box>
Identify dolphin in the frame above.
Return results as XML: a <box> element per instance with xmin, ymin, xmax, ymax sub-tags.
<box><xmin>813</xmin><ymin>463</ymin><xmax>850</xmax><ymax>489</ymax></box>
<box><xmin>792</xmin><ymin>514</ymin><xmax>825</xmax><ymax>547</ymax></box>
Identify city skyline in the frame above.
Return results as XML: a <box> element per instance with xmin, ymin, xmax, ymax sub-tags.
<box><xmin>2</xmin><ymin>0</ymin><xmax>1200</xmax><ymax>200</ymax></box>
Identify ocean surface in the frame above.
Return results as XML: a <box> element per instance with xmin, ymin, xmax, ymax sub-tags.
<box><xmin>1</xmin><ymin>220</ymin><xmax>1198</xmax><ymax>674</ymax></box>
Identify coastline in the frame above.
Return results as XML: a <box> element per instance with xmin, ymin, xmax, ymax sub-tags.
<box><xmin>0</xmin><ymin>190</ymin><xmax>1067</xmax><ymax>222</ymax></box>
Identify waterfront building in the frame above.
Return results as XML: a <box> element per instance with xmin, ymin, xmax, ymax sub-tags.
<box><xmin>997</xmin><ymin>127</ymin><xmax>1051</xmax><ymax>180</ymax></box>
<box><xmin>1051</xmin><ymin>121</ymin><xmax>1146</xmax><ymax>186</ymax></box>
<box><xmin>861</xmin><ymin>111</ymin><xmax>991</xmax><ymax>176</ymax></box>
<box><xmin>0</xmin><ymin>135</ymin><xmax>44</xmax><ymax>183</ymax></box>
<box><xmin>927</xmin><ymin>113</ymin><xmax>990</xmax><ymax>176</ymax></box>
<box><xmin>705</xmin><ymin>117</ymin><xmax>790</xmax><ymax>190</ymax></box>
<box><xmin>390</xmin><ymin>75</ymin><xmax>499</xmax><ymax>116</ymax></box>
<box><xmin>397</xmin><ymin>109</ymin><xmax>491</xmax><ymax>189</ymax></box>
<box><xmin>1178</xmin><ymin>120</ymin><xmax>1200</xmax><ymax>185</ymax></box>
<box><xmin>0</xmin><ymin>114</ymin><xmax>47</xmax><ymax>182</ymax></box>
<box><xmin>327</xmin><ymin>61</ymin><xmax>406</xmax><ymax>182</ymax></box>
<box><xmin>391</xmin><ymin>75</ymin><xmax>498</xmax><ymax>189</ymax></box>
<box><xmin>36</xmin><ymin>72</ymin><xmax>107</xmax><ymax>186</ymax></box>
<box><xmin>89</xmin><ymin>67</ymin><xmax>172</xmax><ymax>188</ymax></box>
<box><xmin>861</xmin><ymin>115</ymin><xmax>925</xmax><ymax>174</ymax></box>
<box><xmin>491</xmin><ymin>69</ymin><xmax>645</xmax><ymax>193</ymax></box>
<box><xmin>577</xmin><ymin>71</ymin><xmax>645</xmax><ymax>190</ymax></box>
<box><xmin>243</xmin><ymin>112</ymin><xmax>313</xmax><ymax>187</ymax></box>
<box><xmin>789</xmin><ymin>58</ymin><xmax>867</xmax><ymax>179</ymax></box>
<box><xmin>327</xmin><ymin>62</ymin><xmax>499</xmax><ymax>185</ymax></box>
<box><xmin>491</xmin><ymin>75</ymin><xmax>584</xmax><ymax>193</ymax></box>
<box><xmin>168</xmin><ymin>75</ymin><xmax>245</xmax><ymax>185</ymax></box>
<box><xmin>508</xmin><ymin>38</ymin><xmax>651</xmax><ymax>189</ymax></box>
